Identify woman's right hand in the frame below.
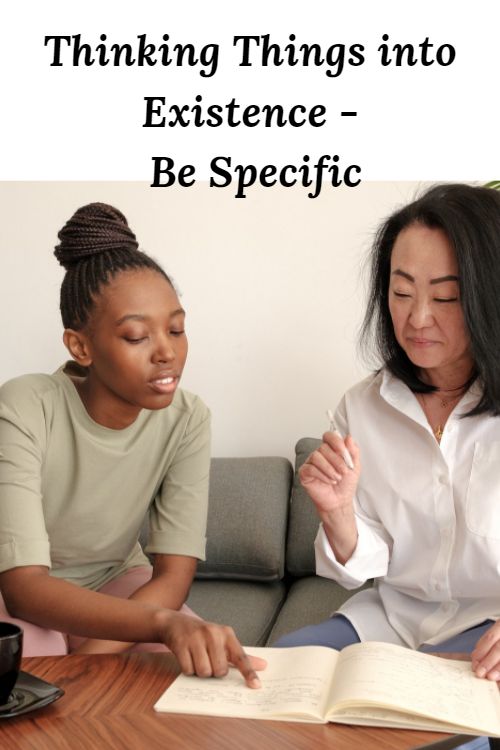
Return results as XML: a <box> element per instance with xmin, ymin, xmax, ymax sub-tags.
<box><xmin>299</xmin><ymin>431</ymin><xmax>360</xmax><ymax>514</ymax></box>
<box><xmin>157</xmin><ymin>611</ymin><xmax>267</xmax><ymax>688</ymax></box>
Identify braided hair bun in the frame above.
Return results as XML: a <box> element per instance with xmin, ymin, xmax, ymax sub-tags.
<box><xmin>55</xmin><ymin>202</ymin><xmax>169</xmax><ymax>329</ymax></box>
<box><xmin>54</xmin><ymin>202</ymin><xmax>139</xmax><ymax>270</ymax></box>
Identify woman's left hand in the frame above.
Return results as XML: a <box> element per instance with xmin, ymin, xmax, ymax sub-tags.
<box><xmin>471</xmin><ymin>621</ymin><xmax>500</xmax><ymax>680</ymax></box>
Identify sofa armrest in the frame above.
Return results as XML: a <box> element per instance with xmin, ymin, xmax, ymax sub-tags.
<box><xmin>286</xmin><ymin>437</ymin><xmax>323</xmax><ymax>577</ymax></box>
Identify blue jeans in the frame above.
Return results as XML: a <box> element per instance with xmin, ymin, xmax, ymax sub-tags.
<box><xmin>274</xmin><ymin>615</ymin><xmax>494</xmax><ymax>654</ymax></box>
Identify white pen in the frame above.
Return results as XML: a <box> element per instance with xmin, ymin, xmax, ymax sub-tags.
<box><xmin>326</xmin><ymin>409</ymin><xmax>354</xmax><ymax>470</ymax></box>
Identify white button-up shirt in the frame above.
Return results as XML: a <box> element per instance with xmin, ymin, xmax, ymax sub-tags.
<box><xmin>315</xmin><ymin>369</ymin><xmax>500</xmax><ymax>648</ymax></box>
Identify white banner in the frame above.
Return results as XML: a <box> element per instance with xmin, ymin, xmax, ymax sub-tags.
<box><xmin>1</xmin><ymin>0</ymin><xmax>497</xmax><ymax>183</ymax></box>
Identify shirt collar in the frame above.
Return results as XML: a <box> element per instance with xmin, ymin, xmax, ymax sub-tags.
<box><xmin>379</xmin><ymin>369</ymin><xmax>426</xmax><ymax>426</ymax></box>
<box><xmin>379</xmin><ymin>367</ymin><xmax>483</xmax><ymax>420</ymax></box>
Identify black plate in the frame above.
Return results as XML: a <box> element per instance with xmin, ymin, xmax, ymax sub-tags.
<box><xmin>0</xmin><ymin>671</ymin><xmax>64</xmax><ymax>718</ymax></box>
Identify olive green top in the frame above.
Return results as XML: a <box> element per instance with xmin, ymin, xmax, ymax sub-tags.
<box><xmin>0</xmin><ymin>364</ymin><xmax>210</xmax><ymax>590</ymax></box>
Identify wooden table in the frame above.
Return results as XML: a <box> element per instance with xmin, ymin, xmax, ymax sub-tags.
<box><xmin>0</xmin><ymin>653</ymin><xmax>453</xmax><ymax>749</ymax></box>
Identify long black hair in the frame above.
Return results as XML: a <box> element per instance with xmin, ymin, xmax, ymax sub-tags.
<box><xmin>360</xmin><ymin>183</ymin><xmax>500</xmax><ymax>416</ymax></box>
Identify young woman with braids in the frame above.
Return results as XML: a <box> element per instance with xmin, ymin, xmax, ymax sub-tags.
<box><xmin>0</xmin><ymin>203</ymin><xmax>264</xmax><ymax>687</ymax></box>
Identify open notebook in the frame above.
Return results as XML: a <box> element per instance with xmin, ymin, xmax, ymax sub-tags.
<box><xmin>155</xmin><ymin>641</ymin><xmax>500</xmax><ymax>736</ymax></box>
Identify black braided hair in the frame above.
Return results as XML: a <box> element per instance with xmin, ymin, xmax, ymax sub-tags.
<box><xmin>54</xmin><ymin>203</ymin><xmax>170</xmax><ymax>329</ymax></box>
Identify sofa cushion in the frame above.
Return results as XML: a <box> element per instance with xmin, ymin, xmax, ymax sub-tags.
<box><xmin>196</xmin><ymin>457</ymin><xmax>293</xmax><ymax>582</ymax></box>
<box><xmin>187</xmin><ymin>579</ymin><xmax>287</xmax><ymax>646</ymax></box>
<box><xmin>266</xmin><ymin>576</ymin><xmax>371</xmax><ymax>644</ymax></box>
<box><xmin>285</xmin><ymin>437</ymin><xmax>322</xmax><ymax>577</ymax></box>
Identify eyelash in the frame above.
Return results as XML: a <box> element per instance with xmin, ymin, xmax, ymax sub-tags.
<box><xmin>393</xmin><ymin>292</ymin><xmax>458</xmax><ymax>303</ymax></box>
<box><xmin>124</xmin><ymin>330</ymin><xmax>185</xmax><ymax>344</ymax></box>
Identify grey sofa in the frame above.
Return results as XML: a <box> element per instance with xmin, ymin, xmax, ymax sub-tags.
<box><xmin>184</xmin><ymin>438</ymin><xmax>367</xmax><ymax>646</ymax></box>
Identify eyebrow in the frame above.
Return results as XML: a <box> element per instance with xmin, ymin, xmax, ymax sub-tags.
<box><xmin>391</xmin><ymin>269</ymin><xmax>459</xmax><ymax>285</ymax></box>
<box><xmin>115</xmin><ymin>309</ymin><xmax>185</xmax><ymax>326</ymax></box>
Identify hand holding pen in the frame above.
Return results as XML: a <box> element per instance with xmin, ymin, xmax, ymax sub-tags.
<box><xmin>326</xmin><ymin>409</ymin><xmax>354</xmax><ymax>469</ymax></box>
<box><xmin>298</xmin><ymin>409</ymin><xmax>359</xmax><ymax>515</ymax></box>
<box><xmin>299</xmin><ymin>410</ymin><xmax>360</xmax><ymax>564</ymax></box>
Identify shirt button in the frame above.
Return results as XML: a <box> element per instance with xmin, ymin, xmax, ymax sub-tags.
<box><xmin>433</xmin><ymin>582</ymin><xmax>442</xmax><ymax>591</ymax></box>
<box><xmin>438</xmin><ymin>475</ymin><xmax>448</xmax><ymax>485</ymax></box>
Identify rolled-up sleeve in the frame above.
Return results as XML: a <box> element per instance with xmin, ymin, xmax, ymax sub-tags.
<box><xmin>0</xmin><ymin>398</ymin><xmax>51</xmax><ymax>573</ymax></box>
<box><xmin>146</xmin><ymin>401</ymin><xmax>211</xmax><ymax>561</ymax></box>
<box><xmin>315</xmin><ymin>514</ymin><xmax>391</xmax><ymax>588</ymax></box>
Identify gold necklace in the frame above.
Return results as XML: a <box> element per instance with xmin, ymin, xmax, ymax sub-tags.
<box><xmin>417</xmin><ymin>390</ymin><xmax>464</xmax><ymax>443</ymax></box>
<box><xmin>433</xmin><ymin>423</ymin><xmax>444</xmax><ymax>442</ymax></box>
<box><xmin>429</xmin><ymin>390</ymin><xmax>463</xmax><ymax>409</ymax></box>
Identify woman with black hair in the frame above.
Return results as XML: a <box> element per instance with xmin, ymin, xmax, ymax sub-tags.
<box><xmin>276</xmin><ymin>183</ymin><xmax>500</xmax><ymax>683</ymax></box>
<box><xmin>0</xmin><ymin>202</ymin><xmax>263</xmax><ymax>687</ymax></box>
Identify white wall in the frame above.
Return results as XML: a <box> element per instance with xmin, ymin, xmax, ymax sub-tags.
<box><xmin>0</xmin><ymin>181</ymin><xmax>429</xmax><ymax>460</ymax></box>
